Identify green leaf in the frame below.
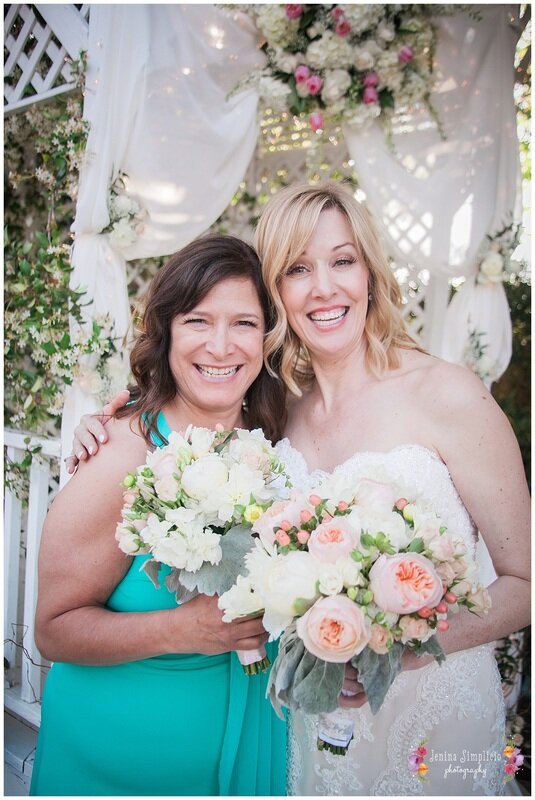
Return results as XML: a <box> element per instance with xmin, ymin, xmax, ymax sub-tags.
<box><xmin>42</xmin><ymin>341</ymin><xmax>56</xmax><ymax>355</ymax></box>
<box><xmin>407</xmin><ymin>537</ymin><xmax>424</xmax><ymax>553</ymax></box>
<box><xmin>360</xmin><ymin>532</ymin><xmax>376</xmax><ymax>549</ymax></box>
<box><xmin>411</xmin><ymin>635</ymin><xmax>446</xmax><ymax>663</ymax></box>
<box><xmin>177</xmin><ymin>524</ymin><xmax>254</xmax><ymax>596</ymax></box>
<box><xmin>352</xmin><ymin>641</ymin><xmax>403</xmax><ymax>714</ymax></box>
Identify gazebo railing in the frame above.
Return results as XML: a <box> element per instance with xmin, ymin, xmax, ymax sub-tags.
<box><xmin>4</xmin><ymin>428</ymin><xmax>61</xmax><ymax>727</ymax></box>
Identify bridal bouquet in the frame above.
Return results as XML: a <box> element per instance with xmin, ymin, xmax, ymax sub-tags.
<box><xmin>219</xmin><ymin>470</ymin><xmax>491</xmax><ymax>750</ymax></box>
<box><xmin>116</xmin><ymin>425</ymin><xmax>289</xmax><ymax>673</ymax></box>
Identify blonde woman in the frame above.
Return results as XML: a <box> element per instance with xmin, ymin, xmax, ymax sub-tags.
<box><xmin>68</xmin><ymin>183</ymin><xmax>529</xmax><ymax>796</ymax></box>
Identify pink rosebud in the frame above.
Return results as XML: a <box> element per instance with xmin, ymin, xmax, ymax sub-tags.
<box><xmin>444</xmin><ymin>591</ymin><xmax>457</xmax><ymax>604</ymax></box>
<box><xmin>123</xmin><ymin>491</ymin><xmax>138</xmax><ymax>506</ymax></box>
<box><xmin>337</xmin><ymin>501</ymin><xmax>348</xmax><ymax>512</ymax></box>
<box><xmin>395</xmin><ymin>497</ymin><xmax>408</xmax><ymax>510</ymax></box>
<box><xmin>297</xmin><ymin>529</ymin><xmax>311</xmax><ymax>544</ymax></box>
<box><xmin>363</xmin><ymin>71</ymin><xmax>379</xmax><ymax>88</ymax></box>
<box><xmin>399</xmin><ymin>45</ymin><xmax>414</xmax><ymax>64</ymax></box>
<box><xmin>363</xmin><ymin>86</ymin><xmax>379</xmax><ymax>104</ymax></box>
<box><xmin>300</xmin><ymin>510</ymin><xmax>313</xmax><ymax>523</ymax></box>
<box><xmin>309</xmin><ymin>111</ymin><xmax>324</xmax><ymax>132</ymax></box>
<box><xmin>279</xmin><ymin>520</ymin><xmax>292</xmax><ymax>532</ymax></box>
<box><xmin>306</xmin><ymin>75</ymin><xmax>323</xmax><ymax>96</ymax></box>
<box><xmin>285</xmin><ymin>4</ymin><xmax>304</xmax><ymax>19</ymax></box>
<box><xmin>435</xmin><ymin>601</ymin><xmax>448</xmax><ymax>614</ymax></box>
<box><xmin>335</xmin><ymin>19</ymin><xmax>352</xmax><ymax>36</ymax></box>
<box><xmin>436</xmin><ymin>619</ymin><xmax>449</xmax><ymax>631</ymax></box>
<box><xmin>275</xmin><ymin>529</ymin><xmax>291</xmax><ymax>546</ymax></box>
<box><xmin>417</xmin><ymin>746</ymin><xmax>428</xmax><ymax>757</ymax></box>
<box><xmin>417</xmin><ymin>606</ymin><xmax>433</xmax><ymax>618</ymax></box>
<box><xmin>505</xmin><ymin>763</ymin><xmax>517</xmax><ymax>775</ymax></box>
<box><xmin>331</xmin><ymin>6</ymin><xmax>345</xmax><ymax>20</ymax></box>
<box><xmin>294</xmin><ymin>64</ymin><xmax>311</xmax><ymax>84</ymax></box>
<box><xmin>309</xmin><ymin>494</ymin><xmax>322</xmax><ymax>506</ymax></box>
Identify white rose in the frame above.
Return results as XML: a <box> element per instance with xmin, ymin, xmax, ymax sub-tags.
<box><xmin>321</xmin><ymin>69</ymin><xmax>352</xmax><ymax>103</ymax></box>
<box><xmin>338</xmin><ymin>556</ymin><xmax>365</xmax><ymax>589</ymax></box>
<box><xmin>146</xmin><ymin>448</ymin><xmax>177</xmax><ymax>481</ymax></box>
<box><xmin>353</xmin><ymin>47</ymin><xmax>375</xmax><ymax>71</ymax></box>
<box><xmin>480</xmin><ymin>252</ymin><xmax>504</xmax><ymax>280</ymax></box>
<box><xmin>154</xmin><ymin>474</ymin><xmax>180</xmax><ymax>502</ymax></box>
<box><xmin>377</xmin><ymin>22</ymin><xmax>396</xmax><ymax>42</ymax></box>
<box><xmin>273</xmin><ymin>48</ymin><xmax>298</xmax><ymax>74</ymax></box>
<box><xmin>361</xmin><ymin>509</ymin><xmax>410</xmax><ymax>549</ymax></box>
<box><xmin>115</xmin><ymin>522</ymin><xmax>147</xmax><ymax>555</ymax></box>
<box><xmin>318</xmin><ymin>562</ymin><xmax>345</xmax><ymax>596</ymax></box>
<box><xmin>181</xmin><ymin>455</ymin><xmax>228</xmax><ymax>501</ymax></box>
<box><xmin>218</xmin><ymin>574</ymin><xmax>264</xmax><ymax>621</ymax></box>
<box><xmin>189</xmin><ymin>427</ymin><xmax>216</xmax><ymax>458</ymax></box>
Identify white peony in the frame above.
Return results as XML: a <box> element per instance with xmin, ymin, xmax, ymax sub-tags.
<box><xmin>339</xmin><ymin>556</ymin><xmax>365</xmax><ymax>589</ymax></box>
<box><xmin>245</xmin><ymin>542</ymin><xmax>320</xmax><ymax>639</ymax></box>
<box><xmin>181</xmin><ymin>455</ymin><xmax>228</xmax><ymax>502</ymax></box>
<box><xmin>360</xmin><ymin>509</ymin><xmax>410</xmax><ymax>549</ymax></box>
<box><xmin>218</xmin><ymin>574</ymin><xmax>264</xmax><ymax>622</ymax></box>
<box><xmin>321</xmin><ymin>69</ymin><xmax>352</xmax><ymax>103</ymax></box>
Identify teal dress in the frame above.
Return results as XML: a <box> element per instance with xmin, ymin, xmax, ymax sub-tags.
<box><xmin>30</xmin><ymin>413</ymin><xmax>287</xmax><ymax>796</ymax></box>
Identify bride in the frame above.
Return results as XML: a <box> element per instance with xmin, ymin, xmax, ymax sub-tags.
<box><xmin>68</xmin><ymin>182</ymin><xmax>530</xmax><ymax>795</ymax></box>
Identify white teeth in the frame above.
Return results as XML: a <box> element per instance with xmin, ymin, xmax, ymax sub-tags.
<box><xmin>197</xmin><ymin>365</ymin><xmax>239</xmax><ymax>377</ymax></box>
<box><xmin>309</xmin><ymin>308</ymin><xmax>347</xmax><ymax>324</ymax></box>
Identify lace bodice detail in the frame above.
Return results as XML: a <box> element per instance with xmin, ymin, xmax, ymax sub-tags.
<box><xmin>276</xmin><ymin>439</ymin><xmax>478</xmax><ymax>557</ymax></box>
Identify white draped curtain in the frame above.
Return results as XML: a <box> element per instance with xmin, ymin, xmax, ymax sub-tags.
<box><xmin>60</xmin><ymin>4</ymin><xmax>264</xmax><ymax>480</ymax></box>
<box><xmin>344</xmin><ymin>6</ymin><xmax>521</xmax><ymax>366</ymax></box>
<box><xmin>61</xmin><ymin>4</ymin><xmax>521</xmax><ymax>480</ymax></box>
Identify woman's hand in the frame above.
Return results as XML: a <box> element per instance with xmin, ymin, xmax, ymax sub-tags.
<box><xmin>338</xmin><ymin>663</ymin><xmax>368</xmax><ymax>709</ymax></box>
<box><xmin>171</xmin><ymin>594</ymin><xmax>268</xmax><ymax>656</ymax></box>
<box><xmin>65</xmin><ymin>389</ymin><xmax>130</xmax><ymax>474</ymax></box>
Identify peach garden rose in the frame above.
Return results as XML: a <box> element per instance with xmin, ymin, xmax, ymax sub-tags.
<box><xmin>307</xmin><ymin>517</ymin><xmax>360</xmax><ymax>563</ymax></box>
<box><xmin>369</xmin><ymin>553</ymin><xmax>443</xmax><ymax>614</ymax></box>
<box><xmin>296</xmin><ymin>595</ymin><xmax>371</xmax><ymax>662</ymax></box>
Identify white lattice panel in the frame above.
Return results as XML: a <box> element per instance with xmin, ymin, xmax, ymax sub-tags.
<box><xmin>4</xmin><ymin>4</ymin><xmax>89</xmax><ymax>115</ymax></box>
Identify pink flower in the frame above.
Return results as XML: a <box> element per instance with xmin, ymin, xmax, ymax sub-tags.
<box><xmin>436</xmin><ymin>619</ymin><xmax>449</xmax><ymax>631</ymax></box>
<box><xmin>363</xmin><ymin>71</ymin><xmax>379</xmax><ymax>88</ymax></box>
<box><xmin>399</xmin><ymin>46</ymin><xmax>414</xmax><ymax>64</ymax></box>
<box><xmin>300</xmin><ymin>509</ymin><xmax>313</xmax><ymax>523</ymax></box>
<box><xmin>354</xmin><ymin>478</ymin><xmax>397</xmax><ymax>514</ymax></box>
<box><xmin>408</xmin><ymin>753</ymin><xmax>423</xmax><ymax>772</ymax></box>
<box><xmin>363</xmin><ymin>86</ymin><xmax>379</xmax><ymax>104</ymax></box>
<box><xmin>296</xmin><ymin>595</ymin><xmax>371</xmax><ymax>662</ymax></box>
<box><xmin>368</xmin><ymin>623</ymin><xmax>391</xmax><ymax>654</ymax></box>
<box><xmin>510</xmin><ymin>753</ymin><xmax>524</xmax><ymax>767</ymax></box>
<box><xmin>306</xmin><ymin>75</ymin><xmax>323</xmax><ymax>95</ymax></box>
<box><xmin>417</xmin><ymin>746</ymin><xmax>428</xmax><ymax>757</ymax></box>
<box><xmin>294</xmin><ymin>64</ymin><xmax>311</xmax><ymax>84</ymax></box>
<box><xmin>309</xmin><ymin>112</ymin><xmax>324</xmax><ymax>132</ymax></box>
<box><xmin>335</xmin><ymin>19</ymin><xmax>352</xmax><ymax>36</ymax></box>
<box><xmin>331</xmin><ymin>6</ymin><xmax>345</xmax><ymax>20</ymax></box>
<box><xmin>398</xmin><ymin>615</ymin><xmax>433</xmax><ymax>644</ymax></box>
<box><xmin>369</xmin><ymin>553</ymin><xmax>443</xmax><ymax>614</ymax></box>
<box><xmin>297</xmin><ymin>529</ymin><xmax>311</xmax><ymax>545</ymax></box>
<box><xmin>308</xmin><ymin>517</ymin><xmax>360</xmax><ymax>563</ymax></box>
<box><xmin>275</xmin><ymin>530</ymin><xmax>291</xmax><ymax>546</ymax></box>
<box><xmin>285</xmin><ymin>4</ymin><xmax>304</xmax><ymax>19</ymax></box>
<box><xmin>505</xmin><ymin>763</ymin><xmax>517</xmax><ymax>775</ymax></box>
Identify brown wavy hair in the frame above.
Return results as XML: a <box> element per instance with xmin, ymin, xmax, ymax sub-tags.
<box><xmin>117</xmin><ymin>234</ymin><xmax>287</xmax><ymax>444</ymax></box>
<box><xmin>254</xmin><ymin>182</ymin><xmax>423</xmax><ymax>396</ymax></box>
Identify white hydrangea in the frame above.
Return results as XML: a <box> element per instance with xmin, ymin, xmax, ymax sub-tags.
<box><xmin>341</xmin><ymin>5</ymin><xmax>386</xmax><ymax>35</ymax></box>
<box><xmin>306</xmin><ymin>32</ymin><xmax>354</xmax><ymax>70</ymax></box>
<box><xmin>257</xmin><ymin>75</ymin><xmax>292</xmax><ymax>110</ymax></box>
<box><xmin>343</xmin><ymin>102</ymin><xmax>382</xmax><ymax>129</ymax></box>
<box><xmin>255</xmin><ymin>5</ymin><xmax>299</xmax><ymax>48</ymax></box>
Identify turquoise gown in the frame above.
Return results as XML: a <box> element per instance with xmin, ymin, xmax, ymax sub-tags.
<box><xmin>30</xmin><ymin>413</ymin><xmax>287</xmax><ymax>796</ymax></box>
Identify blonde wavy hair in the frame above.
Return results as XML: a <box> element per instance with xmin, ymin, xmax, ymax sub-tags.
<box><xmin>254</xmin><ymin>182</ymin><xmax>422</xmax><ymax>396</ymax></box>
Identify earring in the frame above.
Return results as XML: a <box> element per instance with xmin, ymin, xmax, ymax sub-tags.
<box><xmin>368</xmin><ymin>292</ymin><xmax>372</xmax><ymax>302</ymax></box>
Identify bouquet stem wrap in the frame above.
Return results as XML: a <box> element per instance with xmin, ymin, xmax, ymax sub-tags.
<box><xmin>317</xmin><ymin>707</ymin><xmax>355</xmax><ymax>755</ymax></box>
<box><xmin>237</xmin><ymin>645</ymin><xmax>271</xmax><ymax>676</ymax></box>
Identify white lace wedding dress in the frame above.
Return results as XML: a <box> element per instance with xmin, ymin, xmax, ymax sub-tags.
<box><xmin>275</xmin><ymin>439</ymin><xmax>506</xmax><ymax>797</ymax></box>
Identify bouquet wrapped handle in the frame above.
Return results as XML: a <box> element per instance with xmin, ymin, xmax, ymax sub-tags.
<box><xmin>236</xmin><ymin>645</ymin><xmax>270</xmax><ymax>675</ymax></box>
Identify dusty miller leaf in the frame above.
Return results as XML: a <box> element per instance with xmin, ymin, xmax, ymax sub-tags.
<box><xmin>177</xmin><ymin>525</ymin><xmax>254</xmax><ymax>596</ymax></box>
<box><xmin>139</xmin><ymin>558</ymin><xmax>161</xmax><ymax>589</ymax></box>
<box><xmin>412</xmin><ymin>635</ymin><xmax>446</xmax><ymax>663</ymax></box>
<box><xmin>266</xmin><ymin>624</ymin><xmax>344</xmax><ymax>718</ymax></box>
<box><xmin>164</xmin><ymin>568</ymin><xmax>198</xmax><ymax>604</ymax></box>
<box><xmin>351</xmin><ymin>641</ymin><xmax>403</xmax><ymax>714</ymax></box>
